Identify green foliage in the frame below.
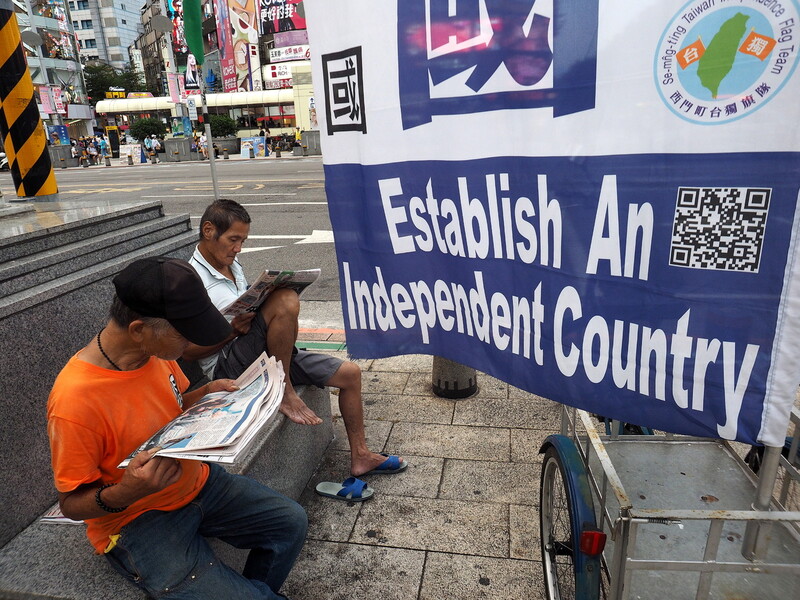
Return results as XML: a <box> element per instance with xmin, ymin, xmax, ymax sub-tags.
<box><xmin>83</xmin><ymin>64</ymin><xmax>118</xmax><ymax>105</ymax></box>
<box><xmin>128</xmin><ymin>118</ymin><xmax>167</xmax><ymax>142</ymax></box>
<box><xmin>208</xmin><ymin>114</ymin><xmax>238</xmax><ymax>138</ymax></box>
<box><xmin>117</xmin><ymin>62</ymin><xmax>147</xmax><ymax>94</ymax></box>
<box><xmin>82</xmin><ymin>61</ymin><xmax>156</xmax><ymax>105</ymax></box>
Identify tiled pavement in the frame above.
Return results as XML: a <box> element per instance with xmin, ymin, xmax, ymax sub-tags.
<box><xmin>282</xmin><ymin>331</ymin><xmax>559</xmax><ymax>600</ymax></box>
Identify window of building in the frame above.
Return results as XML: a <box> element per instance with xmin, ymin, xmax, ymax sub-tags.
<box><xmin>83</xmin><ymin>39</ymin><xmax>97</xmax><ymax>48</ymax></box>
<box><xmin>121</xmin><ymin>19</ymin><xmax>127</xmax><ymax>24</ymax></box>
<box><xmin>68</xmin><ymin>1</ymin><xmax>75</xmax><ymax>8</ymax></box>
<box><xmin>72</xmin><ymin>20</ymin><xmax>78</xmax><ymax>28</ymax></box>
<box><xmin>76</xmin><ymin>0</ymin><xmax>88</xmax><ymax>8</ymax></box>
<box><xmin>121</xmin><ymin>3</ymin><xmax>126</xmax><ymax>9</ymax></box>
<box><xmin>81</xmin><ymin>20</ymin><xmax>93</xmax><ymax>29</ymax></box>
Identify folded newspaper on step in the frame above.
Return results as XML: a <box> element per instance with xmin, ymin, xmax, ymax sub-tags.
<box><xmin>118</xmin><ymin>352</ymin><xmax>284</xmax><ymax>467</ymax></box>
<box><xmin>222</xmin><ymin>268</ymin><xmax>320</xmax><ymax>316</ymax></box>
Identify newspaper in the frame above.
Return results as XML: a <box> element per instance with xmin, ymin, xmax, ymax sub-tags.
<box><xmin>222</xmin><ymin>269</ymin><xmax>320</xmax><ymax>316</ymax></box>
<box><xmin>119</xmin><ymin>352</ymin><xmax>284</xmax><ymax>467</ymax></box>
<box><xmin>40</xmin><ymin>503</ymin><xmax>83</xmax><ymax>525</ymax></box>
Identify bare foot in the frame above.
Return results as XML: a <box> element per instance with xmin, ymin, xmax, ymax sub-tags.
<box><xmin>279</xmin><ymin>389</ymin><xmax>323</xmax><ymax>425</ymax></box>
<box><xmin>351</xmin><ymin>452</ymin><xmax>405</xmax><ymax>477</ymax></box>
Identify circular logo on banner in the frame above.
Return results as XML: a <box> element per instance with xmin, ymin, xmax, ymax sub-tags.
<box><xmin>655</xmin><ymin>0</ymin><xmax>800</xmax><ymax>125</ymax></box>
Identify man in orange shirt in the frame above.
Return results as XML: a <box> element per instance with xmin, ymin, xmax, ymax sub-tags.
<box><xmin>47</xmin><ymin>257</ymin><xmax>306</xmax><ymax>599</ymax></box>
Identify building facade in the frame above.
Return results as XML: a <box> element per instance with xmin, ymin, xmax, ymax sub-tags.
<box><xmin>99</xmin><ymin>0</ymin><xmax>317</xmax><ymax>138</ymax></box>
<box><xmin>67</xmin><ymin>0</ymin><xmax>142</xmax><ymax>69</ymax></box>
<box><xmin>14</xmin><ymin>0</ymin><xmax>94</xmax><ymax>138</ymax></box>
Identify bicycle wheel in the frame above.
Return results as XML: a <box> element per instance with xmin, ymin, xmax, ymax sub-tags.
<box><xmin>540</xmin><ymin>436</ymin><xmax>603</xmax><ymax>600</ymax></box>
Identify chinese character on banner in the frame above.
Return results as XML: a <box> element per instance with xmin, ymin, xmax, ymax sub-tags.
<box><xmin>322</xmin><ymin>46</ymin><xmax>366</xmax><ymax>135</ymax></box>
<box><xmin>739</xmin><ymin>31</ymin><xmax>777</xmax><ymax>60</ymax></box>
<box><xmin>677</xmin><ymin>38</ymin><xmax>706</xmax><ymax>69</ymax></box>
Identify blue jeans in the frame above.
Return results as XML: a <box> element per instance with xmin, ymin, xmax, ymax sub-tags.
<box><xmin>105</xmin><ymin>464</ymin><xmax>307</xmax><ymax>599</ymax></box>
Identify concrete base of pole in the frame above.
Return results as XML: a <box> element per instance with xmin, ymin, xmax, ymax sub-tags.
<box><xmin>12</xmin><ymin>192</ymin><xmax>60</xmax><ymax>203</ymax></box>
<box><xmin>432</xmin><ymin>356</ymin><xmax>478</xmax><ymax>399</ymax></box>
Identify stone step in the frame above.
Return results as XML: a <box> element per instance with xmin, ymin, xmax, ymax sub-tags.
<box><xmin>0</xmin><ymin>231</ymin><xmax>197</xmax><ymax>321</ymax></box>
<box><xmin>0</xmin><ymin>202</ymin><xmax>165</xmax><ymax>264</ymax></box>
<box><xmin>0</xmin><ymin>215</ymin><xmax>193</xmax><ymax>298</ymax></box>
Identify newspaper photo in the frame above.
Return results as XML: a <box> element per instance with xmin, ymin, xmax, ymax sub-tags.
<box><xmin>222</xmin><ymin>268</ymin><xmax>320</xmax><ymax>316</ymax></box>
<box><xmin>119</xmin><ymin>352</ymin><xmax>284</xmax><ymax>467</ymax></box>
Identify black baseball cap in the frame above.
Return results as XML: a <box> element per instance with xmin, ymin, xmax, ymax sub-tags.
<box><xmin>113</xmin><ymin>257</ymin><xmax>232</xmax><ymax>346</ymax></box>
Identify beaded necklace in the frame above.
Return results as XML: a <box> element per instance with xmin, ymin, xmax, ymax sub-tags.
<box><xmin>96</xmin><ymin>329</ymin><xmax>122</xmax><ymax>371</ymax></box>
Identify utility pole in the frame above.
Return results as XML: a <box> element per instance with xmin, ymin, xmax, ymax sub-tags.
<box><xmin>0</xmin><ymin>0</ymin><xmax>59</xmax><ymax>201</ymax></box>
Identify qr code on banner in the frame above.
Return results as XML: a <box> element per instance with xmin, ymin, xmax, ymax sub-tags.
<box><xmin>669</xmin><ymin>187</ymin><xmax>771</xmax><ymax>273</ymax></box>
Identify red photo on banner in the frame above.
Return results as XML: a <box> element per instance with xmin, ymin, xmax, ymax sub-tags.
<box><xmin>260</xmin><ymin>0</ymin><xmax>306</xmax><ymax>34</ymax></box>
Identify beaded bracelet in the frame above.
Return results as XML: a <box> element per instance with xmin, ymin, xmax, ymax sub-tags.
<box><xmin>95</xmin><ymin>483</ymin><xmax>128</xmax><ymax>513</ymax></box>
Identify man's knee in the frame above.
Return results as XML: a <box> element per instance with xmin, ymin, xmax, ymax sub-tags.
<box><xmin>330</xmin><ymin>360</ymin><xmax>361</xmax><ymax>390</ymax></box>
<box><xmin>260</xmin><ymin>288</ymin><xmax>300</xmax><ymax>322</ymax></box>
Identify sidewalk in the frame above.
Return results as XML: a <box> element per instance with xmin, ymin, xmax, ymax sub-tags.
<box><xmin>284</xmin><ymin>327</ymin><xmax>557</xmax><ymax>599</ymax></box>
<box><xmin>50</xmin><ymin>151</ymin><xmax>316</xmax><ymax>170</ymax></box>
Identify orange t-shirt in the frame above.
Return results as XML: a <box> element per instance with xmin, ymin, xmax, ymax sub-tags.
<box><xmin>47</xmin><ymin>353</ymin><xmax>209</xmax><ymax>553</ymax></box>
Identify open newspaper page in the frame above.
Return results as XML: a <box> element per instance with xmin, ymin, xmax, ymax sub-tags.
<box><xmin>119</xmin><ymin>352</ymin><xmax>283</xmax><ymax>467</ymax></box>
<box><xmin>221</xmin><ymin>269</ymin><xmax>320</xmax><ymax>317</ymax></box>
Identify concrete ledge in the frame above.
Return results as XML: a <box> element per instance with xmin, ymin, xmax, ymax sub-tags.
<box><xmin>0</xmin><ymin>386</ymin><xmax>334</xmax><ymax>600</ymax></box>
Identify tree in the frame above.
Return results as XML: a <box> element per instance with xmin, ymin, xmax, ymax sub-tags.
<box><xmin>208</xmin><ymin>114</ymin><xmax>238</xmax><ymax>138</ymax></box>
<box><xmin>83</xmin><ymin>64</ymin><xmax>118</xmax><ymax>105</ymax></box>
<box><xmin>82</xmin><ymin>61</ymin><xmax>156</xmax><ymax>105</ymax></box>
<box><xmin>129</xmin><ymin>117</ymin><xmax>167</xmax><ymax>142</ymax></box>
<box><xmin>117</xmin><ymin>62</ymin><xmax>147</xmax><ymax>95</ymax></box>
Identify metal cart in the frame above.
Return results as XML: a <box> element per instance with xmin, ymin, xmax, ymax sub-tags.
<box><xmin>539</xmin><ymin>406</ymin><xmax>800</xmax><ymax>599</ymax></box>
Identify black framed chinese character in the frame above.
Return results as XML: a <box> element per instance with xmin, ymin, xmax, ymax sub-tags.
<box><xmin>322</xmin><ymin>46</ymin><xmax>367</xmax><ymax>135</ymax></box>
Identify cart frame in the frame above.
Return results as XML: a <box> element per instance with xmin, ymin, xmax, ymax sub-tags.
<box><xmin>538</xmin><ymin>406</ymin><xmax>800</xmax><ymax>600</ymax></box>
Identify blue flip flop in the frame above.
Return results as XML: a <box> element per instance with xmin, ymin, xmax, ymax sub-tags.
<box><xmin>364</xmin><ymin>453</ymin><xmax>408</xmax><ymax>475</ymax></box>
<box><xmin>315</xmin><ymin>477</ymin><xmax>374</xmax><ymax>502</ymax></box>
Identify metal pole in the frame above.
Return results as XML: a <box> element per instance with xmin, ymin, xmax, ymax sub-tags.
<box><xmin>198</xmin><ymin>77</ymin><xmax>220</xmax><ymax>200</ymax></box>
<box><xmin>742</xmin><ymin>444</ymin><xmax>781</xmax><ymax>560</ymax></box>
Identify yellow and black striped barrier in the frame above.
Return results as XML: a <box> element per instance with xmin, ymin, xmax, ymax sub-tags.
<box><xmin>0</xmin><ymin>0</ymin><xmax>58</xmax><ymax>200</ymax></box>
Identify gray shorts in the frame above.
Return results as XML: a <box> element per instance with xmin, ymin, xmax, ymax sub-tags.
<box><xmin>213</xmin><ymin>313</ymin><xmax>343</xmax><ymax>388</ymax></box>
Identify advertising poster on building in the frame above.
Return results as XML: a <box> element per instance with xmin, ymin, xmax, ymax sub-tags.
<box><xmin>169</xmin><ymin>0</ymin><xmax>188</xmax><ymax>54</ymax></box>
<box><xmin>51</xmin><ymin>86</ymin><xmax>65</xmax><ymax>114</ymax></box>
<box><xmin>214</xmin><ymin>0</ymin><xmax>238</xmax><ymax>92</ymax></box>
<box><xmin>260</xmin><ymin>0</ymin><xmax>306</xmax><ymax>34</ymax></box>
<box><xmin>46</xmin><ymin>125</ymin><xmax>69</xmax><ymax>145</ymax></box>
<box><xmin>306</xmin><ymin>0</ymin><xmax>800</xmax><ymax>447</ymax></box>
<box><xmin>229</xmin><ymin>0</ymin><xmax>262</xmax><ymax>90</ymax></box>
<box><xmin>269</xmin><ymin>44</ymin><xmax>309</xmax><ymax>63</ymax></box>
<box><xmin>39</xmin><ymin>86</ymin><xmax>54</xmax><ymax>114</ymax></box>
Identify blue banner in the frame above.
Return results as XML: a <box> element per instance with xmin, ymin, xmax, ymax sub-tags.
<box><xmin>307</xmin><ymin>0</ymin><xmax>800</xmax><ymax>445</ymax></box>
